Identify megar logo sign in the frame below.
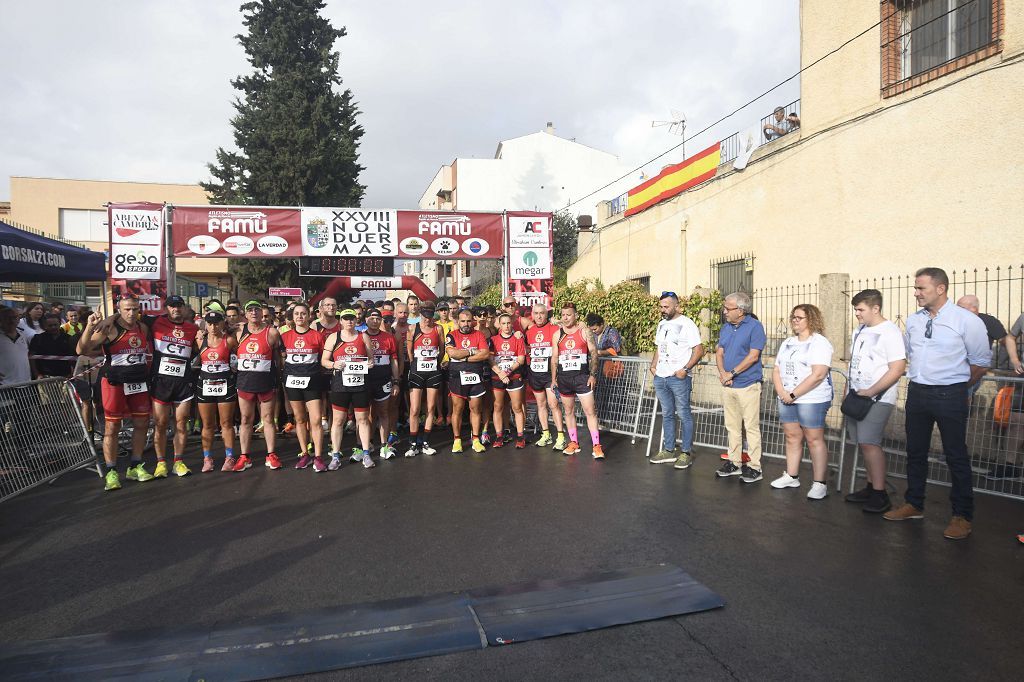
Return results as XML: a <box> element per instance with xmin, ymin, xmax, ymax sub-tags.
<box><xmin>523</xmin><ymin>251</ymin><xmax>539</xmax><ymax>266</ymax></box>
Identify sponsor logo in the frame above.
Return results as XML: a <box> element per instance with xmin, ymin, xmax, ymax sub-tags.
<box><xmin>344</xmin><ymin>345</ymin><xmax>357</xmax><ymax>355</ymax></box>
<box><xmin>306</xmin><ymin>217</ymin><xmax>328</xmax><ymax>249</ymax></box>
<box><xmin>371</xmin><ymin>340</ymin><xmax>380</xmax><ymax>351</ymax></box>
<box><xmin>565</xmin><ymin>338</ymin><xmax>576</xmax><ymax>349</ymax></box>
<box><xmin>245</xmin><ymin>341</ymin><xmax>260</xmax><ymax>354</ymax></box>
<box><xmin>432</xmin><ymin>238</ymin><xmax>459</xmax><ymax>256</ymax></box>
<box><xmin>128</xmin><ymin>336</ymin><xmax>142</xmax><ymax>349</ymax></box>
<box><xmin>222</xmin><ymin>236</ymin><xmax>255</xmax><ymax>255</ymax></box>
<box><xmin>461</xmin><ymin>339</ymin><xmax>471</xmax><ymax>348</ymax></box>
<box><xmin>257</xmin><ymin>235</ymin><xmax>289</xmax><ymax>255</ymax></box>
<box><xmin>422</xmin><ymin>337</ymin><xmax>432</xmax><ymax>346</ymax></box>
<box><xmin>113</xmin><ymin>250</ymin><xmax>159</xmax><ymax>275</ymax></box>
<box><xmin>294</xmin><ymin>338</ymin><xmax>305</xmax><ymax>349</ymax></box>
<box><xmin>207</xmin><ymin>211</ymin><xmax>268</xmax><ymax>234</ymax></box>
<box><xmin>534</xmin><ymin>333</ymin><xmax>543</xmax><ymax>343</ymax></box>
<box><xmin>400</xmin><ymin>237</ymin><xmax>428</xmax><ymax>256</ymax></box>
<box><xmin>187</xmin><ymin>235</ymin><xmax>220</xmax><ymax>255</ymax></box>
<box><xmin>172</xmin><ymin>328</ymin><xmax>185</xmax><ymax>339</ymax></box>
<box><xmin>502</xmin><ymin>342</ymin><xmax>510</xmax><ymax>351</ymax></box>
<box><xmin>417</xmin><ymin>215</ymin><xmax>471</xmax><ymax>235</ymax></box>
<box><xmin>112</xmin><ymin>210</ymin><xmax>161</xmax><ymax>240</ymax></box>
<box><xmin>208</xmin><ymin>351</ymin><xmax>219</xmax><ymax>361</ymax></box>
<box><xmin>462</xmin><ymin>239</ymin><xmax>489</xmax><ymax>256</ymax></box>
<box><xmin>523</xmin><ymin>251</ymin><xmax>539</xmax><ymax>266</ymax></box>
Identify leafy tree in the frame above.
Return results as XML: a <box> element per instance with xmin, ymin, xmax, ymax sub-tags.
<box><xmin>552</xmin><ymin>210</ymin><xmax>578</xmax><ymax>270</ymax></box>
<box><xmin>202</xmin><ymin>0</ymin><xmax>365</xmax><ymax>295</ymax></box>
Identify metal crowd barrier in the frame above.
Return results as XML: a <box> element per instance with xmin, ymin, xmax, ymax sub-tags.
<box><xmin>847</xmin><ymin>373</ymin><xmax>1024</xmax><ymax>502</ymax></box>
<box><xmin>0</xmin><ymin>377</ymin><xmax>98</xmax><ymax>503</ymax></box>
<box><xmin>646</xmin><ymin>361</ymin><xmax>849</xmax><ymax>490</ymax></box>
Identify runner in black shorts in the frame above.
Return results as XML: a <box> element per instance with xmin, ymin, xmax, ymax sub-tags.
<box><xmin>281</xmin><ymin>303</ymin><xmax>327</xmax><ymax>471</ymax></box>
<box><xmin>322</xmin><ymin>309</ymin><xmax>376</xmax><ymax>470</ymax></box>
<box><xmin>489</xmin><ymin>313</ymin><xmax>527</xmax><ymax>448</ymax></box>
<box><xmin>364</xmin><ymin>309</ymin><xmax>401</xmax><ymax>459</ymax></box>
<box><xmin>446</xmin><ymin>309</ymin><xmax>491</xmax><ymax>453</ymax></box>
<box><xmin>552</xmin><ymin>303</ymin><xmax>604</xmax><ymax>459</ymax></box>
<box><xmin>406</xmin><ymin>301</ymin><xmax>443</xmax><ymax>456</ymax></box>
<box><xmin>195</xmin><ymin>311</ymin><xmax>238</xmax><ymax>472</ymax></box>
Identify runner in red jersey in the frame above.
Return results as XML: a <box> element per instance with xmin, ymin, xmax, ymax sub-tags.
<box><xmin>321</xmin><ymin>309</ymin><xmax>376</xmax><ymax>470</ymax></box>
<box><xmin>77</xmin><ymin>296</ymin><xmax>153</xmax><ymax>491</ymax></box>
<box><xmin>281</xmin><ymin>302</ymin><xmax>327</xmax><ymax>471</ymax></box>
<box><xmin>234</xmin><ymin>300</ymin><xmax>283</xmax><ymax>472</ymax></box>
<box><xmin>195</xmin><ymin>311</ymin><xmax>238</xmax><ymax>472</ymax></box>
<box><xmin>147</xmin><ymin>295</ymin><xmax>200</xmax><ymax>478</ymax></box>
<box><xmin>365</xmin><ymin>309</ymin><xmax>401</xmax><ymax>460</ymax></box>
<box><xmin>489</xmin><ymin>313</ymin><xmax>528</xmax><ymax>449</ymax></box>
<box><xmin>525</xmin><ymin>304</ymin><xmax>567</xmax><ymax>450</ymax></box>
<box><xmin>552</xmin><ymin>302</ymin><xmax>603</xmax><ymax>459</ymax></box>
<box><xmin>405</xmin><ymin>300</ymin><xmax>443</xmax><ymax>456</ymax></box>
<box><xmin>445</xmin><ymin>309</ymin><xmax>491</xmax><ymax>454</ymax></box>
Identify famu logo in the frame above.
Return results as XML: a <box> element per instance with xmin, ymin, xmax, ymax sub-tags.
<box><xmin>513</xmin><ymin>250</ymin><xmax>545</xmax><ymax>277</ymax></box>
<box><xmin>113</xmin><ymin>250</ymin><xmax>159</xmax><ymax>275</ymax></box>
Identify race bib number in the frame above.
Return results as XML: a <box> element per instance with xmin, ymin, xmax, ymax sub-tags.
<box><xmin>158</xmin><ymin>357</ymin><xmax>187</xmax><ymax>377</ymax></box>
<box><xmin>417</xmin><ymin>358</ymin><xmax>438</xmax><ymax>372</ymax></box>
<box><xmin>342</xmin><ymin>373</ymin><xmax>365</xmax><ymax>388</ymax></box>
<box><xmin>498</xmin><ymin>359</ymin><xmax>515</xmax><ymax>372</ymax></box>
<box><xmin>123</xmin><ymin>382</ymin><xmax>147</xmax><ymax>396</ymax></box>
<box><xmin>373</xmin><ymin>354</ymin><xmax>390</xmax><ymax>366</ymax></box>
<box><xmin>460</xmin><ymin>371</ymin><xmax>481</xmax><ymax>385</ymax></box>
<box><xmin>345</xmin><ymin>360</ymin><xmax>369</xmax><ymax>375</ymax></box>
<box><xmin>559</xmin><ymin>355</ymin><xmax>584</xmax><ymax>371</ymax></box>
<box><xmin>202</xmin><ymin>379</ymin><xmax>227</xmax><ymax>397</ymax></box>
<box><xmin>285</xmin><ymin>375</ymin><xmax>311</xmax><ymax>389</ymax></box>
<box><xmin>530</xmin><ymin>346</ymin><xmax>552</xmax><ymax>358</ymax></box>
<box><xmin>530</xmin><ymin>358</ymin><xmax>549</xmax><ymax>373</ymax></box>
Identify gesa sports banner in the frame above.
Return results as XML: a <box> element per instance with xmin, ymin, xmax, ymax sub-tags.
<box><xmin>172</xmin><ymin>206</ymin><xmax>302</xmax><ymax>257</ymax></box>
<box><xmin>624</xmin><ymin>142</ymin><xmax>721</xmax><ymax>217</ymax></box>
<box><xmin>395</xmin><ymin>211</ymin><xmax>503</xmax><ymax>259</ymax></box>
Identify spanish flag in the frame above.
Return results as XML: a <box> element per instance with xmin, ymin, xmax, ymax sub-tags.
<box><xmin>624</xmin><ymin>142</ymin><xmax>721</xmax><ymax>217</ymax></box>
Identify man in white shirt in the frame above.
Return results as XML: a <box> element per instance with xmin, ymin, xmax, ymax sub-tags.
<box><xmin>884</xmin><ymin>268</ymin><xmax>990</xmax><ymax>540</ymax></box>
<box><xmin>0</xmin><ymin>305</ymin><xmax>31</xmax><ymax>387</ymax></box>
<box><xmin>649</xmin><ymin>291</ymin><xmax>704</xmax><ymax>469</ymax></box>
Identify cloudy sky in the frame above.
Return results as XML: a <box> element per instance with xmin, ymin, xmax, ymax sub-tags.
<box><xmin>0</xmin><ymin>0</ymin><xmax>799</xmax><ymax>211</ymax></box>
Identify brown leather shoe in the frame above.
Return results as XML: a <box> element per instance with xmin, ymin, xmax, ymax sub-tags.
<box><xmin>883</xmin><ymin>503</ymin><xmax>924</xmax><ymax>521</ymax></box>
<box><xmin>943</xmin><ymin>516</ymin><xmax>972</xmax><ymax>540</ymax></box>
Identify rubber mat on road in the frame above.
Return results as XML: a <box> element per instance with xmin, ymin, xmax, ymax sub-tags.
<box><xmin>469</xmin><ymin>564</ymin><xmax>725</xmax><ymax>646</ymax></box>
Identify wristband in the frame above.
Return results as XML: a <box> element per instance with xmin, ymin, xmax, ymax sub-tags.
<box><xmin>789</xmin><ymin>392</ymin><xmax>797</xmax><ymax>401</ymax></box>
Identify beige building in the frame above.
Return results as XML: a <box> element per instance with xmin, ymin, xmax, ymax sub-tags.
<box><xmin>571</xmin><ymin>0</ymin><xmax>1024</xmax><ymax>335</ymax></box>
<box><xmin>6</xmin><ymin>176</ymin><xmax>233</xmax><ymax>304</ymax></box>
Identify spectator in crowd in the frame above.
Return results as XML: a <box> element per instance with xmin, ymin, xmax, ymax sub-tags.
<box><xmin>381</xmin><ymin>300</ymin><xmax>396</xmax><ymax>329</ymax></box>
<box><xmin>843</xmin><ymin>289</ymin><xmax>907</xmax><ymax>513</ymax></box>
<box><xmin>28</xmin><ymin>314</ymin><xmax>76</xmax><ymax>379</ymax></box>
<box><xmin>61</xmin><ymin>308</ymin><xmax>84</xmax><ymax>338</ymax></box>
<box><xmin>587</xmin><ymin>313</ymin><xmax>623</xmax><ymax>357</ymax></box>
<box><xmin>0</xmin><ymin>305</ymin><xmax>30</xmax><ymax>386</ymax></box>
<box><xmin>884</xmin><ymin>268</ymin><xmax>990</xmax><ymax>540</ymax></box>
<box><xmin>763</xmin><ymin>106</ymin><xmax>800</xmax><ymax>141</ymax></box>
<box><xmin>454</xmin><ymin>295</ymin><xmax>466</xmax><ymax>310</ymax></box>
<box><xmin>769</xmin><ymin>304</ymin><xmax>835</xmax><ymax>499</ymax></box>
<box><xmin>649</xmin><ymin>292</ymin><xmax>704</xmax><ymax>469</ymax></box>
<box><xmin>955</xmin><ymin>295</ymin><xmax>1023</xmax><ymax>375</ymax></box>
<box><xmin>17</xmin><ymin>301</ymin><xmax>45</xmax><ymax>341</ymax></box>
<box><xmin>407</xmin><ymin>295</ymin><xmax>421</xmax><ymax>325</ymax></box>
<box><xmin>225</xmin><ymin>305</ymin><xmax>241</xmax><ymax>333</ymax></box>
<box><xmin>715</xmin><ymin>292</ymin><xmax>767</xmax><ymax>483</ymax></box>
<box><xmin>50</xmin><ymin>302</ymin><xmax>65</xmax><ymax>320</ymax></box>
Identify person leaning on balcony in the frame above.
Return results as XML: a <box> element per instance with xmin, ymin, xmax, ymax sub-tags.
<box><xmin>763</xmin><ymin>106</ymin><xmax>797</xmax><ymax>141</ymax></box>
<box><xmin>884</xmin><ymin>267</ymin><xmax>990</xmax><ymax>540</ymax></box>
<box><xmin>955</xmin><ymin>295</ymin><xmax>1023</xmax><ymax>376</ymax></box>
<box><xmin>649</xmin><ymin>292</ymin><xmax>705</xmax><ymax>469</ymax></box>
<box><xmin>769</xmin><ymin>304</ymin><xmax>835</xmax><ymax>500</ymax></box>
<box><xmin>842</xmin><ymin>289</ymin><xmax>907</xmax><ymax>514</ymax></box>
<box><xmin>715</xmin><ymin>292</ymin><xmax>767</xmax><ymax>483</ymax></box>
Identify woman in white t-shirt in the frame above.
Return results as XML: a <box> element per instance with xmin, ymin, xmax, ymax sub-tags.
<box><xmin>843</xmin><ymin>289</ymin><xmax>907</xmax><ymax>514</ymax></box>
<box><xmin>770</xmin><ymin>304</ymin><xmax>834</xmax><ymax>499</ymax></box>
<box><xmin>17</xmin><ymin>302</ymin><xmax>45</xmax><ymax>342</ymax></box>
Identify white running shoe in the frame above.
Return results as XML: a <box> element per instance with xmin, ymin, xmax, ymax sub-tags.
<box><xmin>807</xmin><ymin>482</ymin><xmax>828</xmax><ymax>500</ymax></box>
<box><xmin>350</xmin><ymin>448</ymin><xmax>363</xmax><ymax>463</ymax></box>
<box><xmin>421</xmin><ymin>444</ymin><xmax>436</xmax><ymax>456</ymax></box>
<box><xmin>361</xmin><ymin>454</ymin><xmax>375</xmax><ymax>469</ymax></box>
<box><xmin>380</xmin><ymin>445</ymin><xmax>395</xmax><ymax>460</ymax></box>
<box><xmin>770</xmin><ymin>473</ymin><xmax>801</xmax><ymax>489</ymax></box>
<box><xmin>327</xmin><ymin>455</ymin><xmax>342</xmax><ymax>471</ymax></box>
<box><xmin>404</xmin><ymin>445</ymin><xmax>419</xmax><ymax>458</ymax></box>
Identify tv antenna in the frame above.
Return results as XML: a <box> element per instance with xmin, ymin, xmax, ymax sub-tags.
<box><xmin>651</xmin><ymin>108</ymin><xmax>686</xmax><ymax>157</ymax></box>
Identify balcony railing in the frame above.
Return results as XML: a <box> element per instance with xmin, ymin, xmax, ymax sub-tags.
<box><xmin>719</xmin><ymin>99</ymin><xmax>800</xmax><ymax>166</ymax></box>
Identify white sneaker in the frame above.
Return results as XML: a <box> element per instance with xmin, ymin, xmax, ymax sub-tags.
<box><xmin>380</xmin><ymin>445</ymin><xmax>395</xmax><ymax>460</ymax></box>
<box><xmin>421</xmin><ymin>444</ymin><xmax>436</xmax><ymax>456</ymax></box>
<box><xmin>361</xmin><ymin>454</ymin><xmax>376</xmax><ymax>469</ymax></box>
<box><xmin>770</xmin><ymin>473</ymin><xmax>801</xmax><ymax>489</ymax></box>
<box><xmin>807</xmin><ymin>482</ymin><xmax>828</xmax><ymax>500</ymax></box>
<box><xmin>404</xmin><ymin>446</ymin><xmax>419</xmax><ymax>458</ymax></box>
<box><xmin>350</xmin><ymin>449</ymin><xmax>363</xmax><ymax>463</ymax></box>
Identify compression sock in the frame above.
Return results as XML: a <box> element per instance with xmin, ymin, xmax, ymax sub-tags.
<box><xmin>568</xmin><ymin>427</ymin><xmax>578</xmax><ymax>443</ymax></box>
<box><xmin>202</xmin><ymin>450</ymin><xmax>212</xmax><ymax>459</ymax></box>
<box><xmin>590</xmin><ymin>430</ymin><xmax>600</xmax><ymax>445</ymax></box>
<box><xmin>225</xmin><ymin>448</ymin><xmax>234</xmax><ymax>459</ymax></box>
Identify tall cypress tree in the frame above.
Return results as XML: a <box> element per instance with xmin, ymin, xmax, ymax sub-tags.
<box><xmin>202</xmin><ymin>0</ymin><xmax>365</xmax><ymax>295</ymax></box>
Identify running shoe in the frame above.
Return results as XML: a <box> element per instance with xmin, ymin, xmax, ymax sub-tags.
<box><xmin>313</xmin><ymin>456</ymin><xmax>328</xmax><ymax>473</ymax></box>
<box><xmin>673</xmin><ymin>452</ymin><xmax>693</xmax><ymax>469</ymax></box>
<box><xmin>307</xmin><ymin>442</ymin><xmax>313</xmax><ymax>453</ymax></box>
<box><xmin>1017</xmin><ymin>532</ymin><xmax>1024</xmax><ymax>545</ymax></box>
<box><xmin>806</xmin><ymin>482</ymin><xmax>828</xmax><ymax>500</ymax></box>
<box><xmin>361</xmin><ymin>453</ymin><xmax>376</xmax><ymax>469</ymax></box>
<box><xmin>720</xmin><ymin>450</ymin><xmax>751</xmax><ymax>463</ymax></box>
<box><xmin>126</xmin><ymin>463</ymin><xmax>154</xmax><ymax>482</ymax></box>
<box><xmin>104</xmin><ymin>469</ymin><xmax>121</xmax><ymax>491</ymax></box>
<box><xmin>472</xmin><ymin>439</ymin><xmax>487</xmax><ymax>453</ymax></box>
<box><xmin>491</xmin><ymin>436</ymin><xmax>506</xmax><ymax>449</ymax></box>
<box><xmin>592</xmin><ymin>444</ymin><xmax>605</xmax><ymax>459</ymax></box>
<box><xmin>515</xmin><ymin>436</ymin><xmax>526</xmax><ymax>449</ymax></box>
<box><xmin>480</xmin><ymin>431</ymin><xmax>491</xmax><ymax>446</ymax></box>
<box><xmin>739</xmin><ymin>465</ymin><xmax>763</xmax><ymax>484</ymax></box>
<box><xmin>535</xmin><ymin>431</ymin><xmax>553</xmax><ymax>447</ymax></box>
<box><xmin>232</xmin><ymin>455</ymin><xmax>253</xmax><ymax>472</ymax></box>
<box><xmin>328</xmin><ymin>454</ymin><xmax>342</xmax><ymax>471</ymax></box>
<box><xmin>452</xmin><ymin>438</ymin><xmax>464</xmax><ymax>454</ymax></box>
<box><xmin>202</xmin><ymin>458</ymin><xmax>215</xmax><ymax>473</ymax></box>
<box><xmin>265</xmin><ymin>453</ymin><xmax>283</xmax><ymax>470</ymax></box>
<box><xmin>553</xmin><ymin>433</ymin><xmax>567</xmax><ymax>451</ymax></box>
<box><xmin>173</xmin><ymin>460</ymin><xmax>191</xmax><ymax>477</ymax></box>
<box><xmin>295</xmin><ymin>454</ymin><xmax>312</xmax><ymax>470</ymax></box>
<box><xmin>221</xmin><ymin>457</ymin><xmax>236</xmax><ymax>472</ymax></box>
<box><xmin>650</xmin><ymin>450</ymin><xmax>678</xmax><ymax>464</ymax></box>
<box><xmin>380</xmin><ymin>445</ymin><xmax>396</xmax><ymax>460</ymax></box>
<box><xmin>387</xmin><ymin>432</ymin><xmax>399</xmax><ymax>446</ymax></box>
<box><xmin>283</xmin><ymin>422</ymin><xmax>295</xmax><ymax>434</ymax></box>
<box><xmin>153</xmin><ymin>461</ymin><xmax>169</xmax><ymax>478</ymax></box>
<box><xmin>405</xmin><ymin>445</ymin><xmax>419</xmax><ymax>458</ymax></box>
<box><xmin>254</xmin><ymin>421</ymin><xmax>264</xmax><ymax>433</ymax></box>
<box><xmin>770</xmin><ymin>473</ymin><xmax>800</xmax><ymax>489</ymax></box>
<box><xmin>715</xmin><ymin>461</ymin><xmax>742</xmax><ymax>477</ymax></box>
<box><xmin>562</xmin><ymin>441</ymin><xmax>580</xmax><ymax>456</ymax></box>
<box><xmin>421</xmin><ymin>443</ymin><xmax>437</xmax><ymax>456</ymax></box>
<box><xmin>350</xmin><ymin>448</ymin><xmax>363</xmax><ymax>463</ymax></box>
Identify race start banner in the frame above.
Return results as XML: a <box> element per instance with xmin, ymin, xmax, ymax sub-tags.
<box><xmin>108</xmin><ymin>201</ymin><xmax>167</xmax><ymax>312</ymax></box>
<box><xmin>171</xmin><ymin>206</ymin><xmax>302</xmax><ymax>257</ymax></box>
<box><xmin>506</xmin><ymin>211</ymin><xmax>553</xmax><ymax>308</ymax></box>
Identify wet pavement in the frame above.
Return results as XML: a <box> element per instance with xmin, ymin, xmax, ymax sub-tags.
<box><xmin>1</xmin><ymin>431</ymin><xmax>1022</xmax><ymax>680</ymax></box>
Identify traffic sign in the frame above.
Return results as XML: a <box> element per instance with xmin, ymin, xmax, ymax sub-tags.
<box><xmin>195</xmin><ymin>282</ymin><xmax>209</xmax><ymax>297</ymax></box>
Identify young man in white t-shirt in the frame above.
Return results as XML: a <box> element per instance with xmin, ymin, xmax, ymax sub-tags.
<box><xmin>844</xmin><ymin>289</ymin><xmax>907</xmax><ymax>514</ymax></box>
<box><xmin>649</xmin><ymin>292</ymin><xmax>704</xmax><ymax>469</ymax></box>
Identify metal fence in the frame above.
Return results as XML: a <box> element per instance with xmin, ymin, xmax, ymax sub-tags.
<box><xmin>645</xmin><ymin>361</ymin><xmax>849</xmax><ymax>490</ymax></box>
<box><xmin>753</xmin><ymin>284</ymin><xmax>818</xmax><ymax>356</ymax></box>
<box><xmin>0</xmin><ymin>377</ymin><xmax>98</xmax><ymax>503</ymax></box>
<box><xmin>847</xmin><ymin>373</ymin><xmax>1024</xmax><ymax>501</ymax></box>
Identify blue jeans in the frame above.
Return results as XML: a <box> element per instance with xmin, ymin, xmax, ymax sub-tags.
<box><xmin>654</xmin><ymin>374</ymin><xmax>694</xmax><ymax>452</ymax></box>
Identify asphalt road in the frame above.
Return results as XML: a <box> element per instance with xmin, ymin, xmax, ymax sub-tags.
<box><xmin>1</xmin><ymin>431</ymin><xmax>1022</xmax><ymax>681</ymax></box>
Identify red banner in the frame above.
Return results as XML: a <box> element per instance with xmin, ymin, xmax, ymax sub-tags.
<box><xmin>110</xmin><ymin>278</ymin><xmax>168</xmax><ymax>313</ymax></box>
<box><xmin>172</xmin><ymin>206</ymin><xmax>302</xmax><ymax>257</ymax></box>
<box><xmin>395</xmin><ymin>211</ymin><xmax>503</xmax><ymax>260</ymax></box>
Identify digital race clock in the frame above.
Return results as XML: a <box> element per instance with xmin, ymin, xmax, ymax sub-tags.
<box><xmin>298</xmin><ymin>257</ymin><xmax>395</xmax><ymax>277</ymax></box>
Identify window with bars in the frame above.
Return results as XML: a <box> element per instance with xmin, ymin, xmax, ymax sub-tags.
<box><xmin>881</xmin><ymin>0</ymin><xmax>1001</xmax><ymax>97</ymax></box>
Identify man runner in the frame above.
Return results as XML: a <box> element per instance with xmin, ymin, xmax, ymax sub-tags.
<box><xmin>148</xmin><ymin>295</ymin><xmax>200</xmax><ymax>477</ymax></box>
<box><xmin>490</xmin><ymin>313</ymin><xmax>528</xmax><ymax>448</ymax></box>
<box><xmin>446</xmin><ymin>309</ymin><xmax>491</xmax><ymax>453</ymax></box>
<box><xmin>234</xmin><ymin>300</ymin><xmax>283</xmax><ymax>471</ymax></box>
<box><xmin>551</xmin><ymin>303</ymin><xmax>604</xmax><ymax>458</ymax></box>
<box><xmin>406</xmin><ymin>300</ymin><xmax>443</xmax><ymax>456</ymax></box>
<box><xmin>322</xmin><ymin>309</ymin><xmax>375</xmax><ymax>470</ymax></box>
<box><xmin>281</xmin><ymin>302</ymin><xmax>327</xmax><ymax>471</ymax></box>
<box><xmin>365</xmin><ymin>308</ymin><xmax>401</xmax><ymax>459</ymax></box>
<box><xmin>78</xmin><ymin>296</ymin><xmax>153</xmax><ymax>490</ymax></box>
<box><xmin>525</xmin><ymin>304</ymin><xmax>567</xmax><ymax>449</ymax></box>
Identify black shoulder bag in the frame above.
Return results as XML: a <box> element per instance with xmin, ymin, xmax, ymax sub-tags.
<box><xmin>840</xmin><ymin>325</ymin><xmax>878</xmax><ymax>421</ymax></box>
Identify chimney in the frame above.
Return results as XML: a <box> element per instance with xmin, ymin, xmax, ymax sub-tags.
<box><xmin>545</xmin><ymin>122</ymin><xmax>555</xmax><ymax>134</ymax></box>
